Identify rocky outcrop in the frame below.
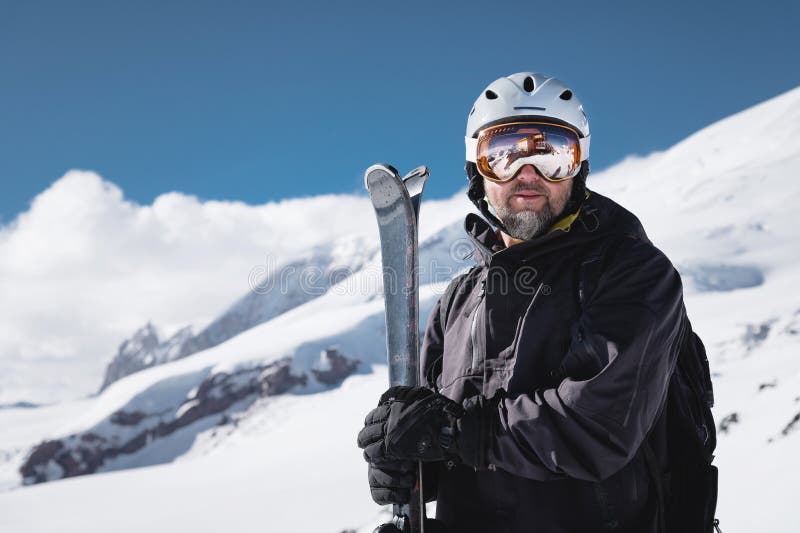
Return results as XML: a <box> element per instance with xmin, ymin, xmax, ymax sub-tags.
<box><xmin>782</xmin><ymin>412</ymin><xmax>800</xmax><ymax>437</ymax></box>
<box><xmin>23</xmin><ymin>345</ymin><xmax>361</xmax><ymax>485</ymax></box>
<box><xmin>109</xmin><ymin>410</ymin><xmax>147</xmax><ymax>426</ymax></box>
<box><xmin>718</xmin><ymin>412</ymin><xmax>739</xmax><ymax>434</ymax></box>
<box><xmin>21</xmin><ymin>358</ymin><xmax>308</xmax><ymax>484</ymax></box>
<box><xmin>312</xmin><ymin>348</ymin><xmax>360</xmax><ymax>385</ymax></box>
<box><xmin>100</xmin><ymin>323</ymin><xmax>193</xmax><ymax>391</ymax></box>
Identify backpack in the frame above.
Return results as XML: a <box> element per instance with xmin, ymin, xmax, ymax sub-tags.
<box><xmin>437</xmin><ymin>241</ymin><xmax>721</xmax><ymax>533</ymax></box>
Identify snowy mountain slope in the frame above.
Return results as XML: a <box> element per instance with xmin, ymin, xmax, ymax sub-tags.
<box><xmin>590</xmin><ymin>85</ymin><xmax>800</xmax><ymax>273</ymax></box>
<box><xmin>1</xmin><ymin>86</ymin><xmax>799</xmax><ymax>532</ymax></box>
<box><xmin>99</xmin><ymin>233</ymin><xmax>378</xmax><ymax>390</ymax></box>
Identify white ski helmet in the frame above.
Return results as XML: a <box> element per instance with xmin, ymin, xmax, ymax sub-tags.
<box><xmin>466</xmin><ymin>72</ymin><xmax>590</xmax><ymax>142</ymax></box>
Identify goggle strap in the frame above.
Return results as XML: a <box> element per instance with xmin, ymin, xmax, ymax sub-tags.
<box><xmin>579</xmin><ymin>135</ymin><xmax>591</xmax><ymax>161</ymax></box>
<box><xmin>465</xmin><ymin>137</ymin><xmax>477</xmax><ymax>163</ymax></box>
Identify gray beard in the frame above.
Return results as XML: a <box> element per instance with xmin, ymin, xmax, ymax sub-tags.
<box><xmin>496</xmin><ymin>205</ymin><xmax>555</xmax><ymax>241</ymax></box>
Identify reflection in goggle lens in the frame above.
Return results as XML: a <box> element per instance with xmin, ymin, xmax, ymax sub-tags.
<box><xmin>478</xmin><ymin>123</ymin><xmax>582</xmax><ymax>182</ymax></box>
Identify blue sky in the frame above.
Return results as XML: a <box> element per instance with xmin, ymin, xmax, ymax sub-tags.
<box><xmin>0</xmin><ymin>0</ymin><xmax>797</xmax><ymax>222</ymax></box>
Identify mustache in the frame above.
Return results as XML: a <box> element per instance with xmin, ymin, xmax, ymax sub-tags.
<box><xmin>509</xmin><ymin>183</ymin><xmax>549</xmax><ymax>197</ymax></box>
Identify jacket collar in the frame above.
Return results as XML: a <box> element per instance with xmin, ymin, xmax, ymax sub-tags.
<box><xmin>464</xmin><ymin>189</ymin><xmax>650</xmax><ymax>266</ymax></box>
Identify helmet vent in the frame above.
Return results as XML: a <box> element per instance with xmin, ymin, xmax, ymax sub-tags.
<box><xmin>559</xmin><ymin>90</ymin><xmax>573</xmax><ymax>101</ymax></box>
<box><xmin>485</xmin><ymin>90</ymin><xmax>498</xmax><ymax>100</ymax></box>
<box><xmin>523</xmin><ymin>76</ymin><xmax>535</xmax><ymax>92</ymax></box>
<box><xmin>470</xmin><ymin>106</ymin><xmax>475</xmax><ymax>116</ymax></box>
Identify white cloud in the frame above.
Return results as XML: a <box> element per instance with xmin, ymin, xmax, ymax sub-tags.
<box><xmin>0</xmin><ymin>170</ymin><xmax>378</xmax><ymax>404</ymax></box>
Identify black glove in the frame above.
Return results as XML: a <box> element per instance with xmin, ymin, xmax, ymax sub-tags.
<box><xmin>357</xmin><ymin>386</ymin><xmax>464</xmax><ymax>463</ymax></box>
<box><xmin>367</xmin><ymin>458</ymin><xmax>442</xmax><ymax>505</ymax></box>
<box><xmin>367</xmin><ymin>458</ymin><xmax>416</xmax><ymax>505</ymax></box>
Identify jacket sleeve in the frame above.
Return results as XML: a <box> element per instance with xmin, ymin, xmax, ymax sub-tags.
<box><xmin>487</xmin><ymin>237</ymin><xmax>686</xmax><ymax>482</ymax></box>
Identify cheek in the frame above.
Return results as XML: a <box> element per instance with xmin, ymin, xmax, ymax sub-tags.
<box><xmin>483</xmin><ymin>180</ymin><xmax>504</xmax><ymax>205</ymax></box>
<box><xmin>554</xmin><ymin>182</ymin><xmax>573</xmax><ymax>206</ymax></box>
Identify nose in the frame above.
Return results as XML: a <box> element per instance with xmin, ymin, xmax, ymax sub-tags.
<box><xmin>515</xmin><ymin>164</ymin><xmax>545</xmax><ymax>182</ymax></box>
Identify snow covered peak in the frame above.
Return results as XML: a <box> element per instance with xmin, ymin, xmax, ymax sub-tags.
<box><xmin>100</xmin><ymin>324</ymin><xmax>193</xmax><ymax>391</ymax></box>
<box><xmin>118</xmin><ymin>322</ymin><xmax>159</xmax><ymax>358</ymax></box>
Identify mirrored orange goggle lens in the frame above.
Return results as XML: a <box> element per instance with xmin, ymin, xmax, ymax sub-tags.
<box><xmin>477</xmin><ymin>123</ymin><xmax>582</xmax><ymax>182</ymax></box>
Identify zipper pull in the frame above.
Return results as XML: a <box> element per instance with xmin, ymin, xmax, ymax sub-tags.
<box><xmin>463</xmin><ymin>279</ymin><xmax>487</xmax><ymax>317</ymax></box>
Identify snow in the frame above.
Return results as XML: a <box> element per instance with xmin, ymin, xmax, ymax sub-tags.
<box><xmin>1</xmin><ymin>86</ymin><xmax>799</xmax><ymax>531</ymax></box>
<box><xmin>0</xmin><ymin>372</ymin><xmax>388</xmax><ymax>532</ymax></box>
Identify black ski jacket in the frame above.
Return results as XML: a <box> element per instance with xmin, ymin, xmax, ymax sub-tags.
<box><xmin>421</xmin><ymin>190</ymin><xmax>686</xmax><ymax>533</ymax></box>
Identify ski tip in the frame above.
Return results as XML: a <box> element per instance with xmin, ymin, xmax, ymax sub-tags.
<box><xmin>402</xmin><ymin>166</ymin><xmax>430</xmax><ymax>182</ymax></box>
<box><xmin>364</xmin><ymin>163</ymin><xmax>400</xmax><ymax>191</ymax></box>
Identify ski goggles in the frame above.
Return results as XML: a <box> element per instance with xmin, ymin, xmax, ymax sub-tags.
<box><xmin>465</xmin><ymin>122</ymin><xmax>590</xmax><ymax>182</ymax></box>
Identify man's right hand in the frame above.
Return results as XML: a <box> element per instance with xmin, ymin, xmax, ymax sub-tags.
<box><xmin>357</xmin><ymin>385</ymin><xmax>463</xmax><ymax>464</ymax></box>
<box><xmin>367</xmin><ymin>459</ymin><xmax>416</xmax><ymax>505</ymax></box>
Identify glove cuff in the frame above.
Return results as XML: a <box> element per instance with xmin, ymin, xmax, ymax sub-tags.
<box><xmin>454</xmin><ymin>393</ymin><xmax>502</xmax><ymax>469</ymax></box>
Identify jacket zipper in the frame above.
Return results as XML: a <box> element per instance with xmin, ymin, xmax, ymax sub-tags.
<box><xmin>509</xmin><ymin>282</ymin><xmax>545</xmax><ymax>366</ymax></box>
<box><xmin>470</xmin><ymin>280</ymin><xmax>486</xmax><ymax>371</ymax></box>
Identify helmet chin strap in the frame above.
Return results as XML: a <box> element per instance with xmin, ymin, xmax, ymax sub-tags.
<box><xmin>465</xmin><ymin>161</ymin><xmax>589</xmax><ymax>240</ymax></box>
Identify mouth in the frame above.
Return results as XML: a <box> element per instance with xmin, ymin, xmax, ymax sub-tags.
<box><xmin>511</xmin><ymin>191</ymin><xmax>544</xmax><ymax>199</ymax></box>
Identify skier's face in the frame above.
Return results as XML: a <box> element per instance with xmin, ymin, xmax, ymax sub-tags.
<box><xmin>483</xmin><ymin>164</ymin><xmax>573</xmax><ymax>241</ymax></box>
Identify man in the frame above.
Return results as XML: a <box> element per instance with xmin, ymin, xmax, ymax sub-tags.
<box><xmin>358</xmin><ymin>72</ymin><xmax>695</xmax><ymax>533</ymax></box>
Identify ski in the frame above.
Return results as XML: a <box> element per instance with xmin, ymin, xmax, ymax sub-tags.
<box><xmin>365</xmin><ymin>163</ymin><xmax>429</xmax><ymax>533</ymax></box>
<box><xmin>402</xmin><ymin>165</ymin><xmax>429</xmax><ymax>221</ymax></box>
